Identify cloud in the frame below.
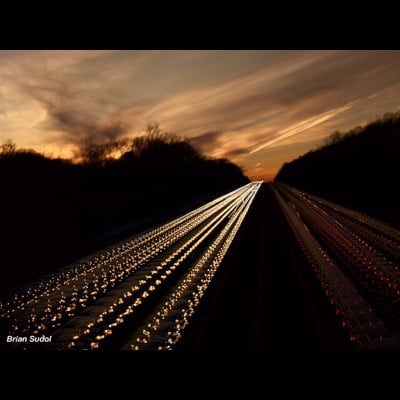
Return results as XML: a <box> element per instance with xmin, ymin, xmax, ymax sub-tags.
<box><xmin>1</xmin><ymin>50</ymin><xmax>400</xmax><ymax>177</ymax></box>
<box><xmin>7</xmin><ymin>55</ymin><xmax>156</xmax><ymax>146</ymax></box>
<box><xmin>224</xmin><ymin>147</ymin><xmax>250</xmax><ymax>158</ymax></box>
<box><xmin>189</xmin><ymin>130</ymin><xmax>223</xmax><ymax>152</ymax></box>
<box><xmin>249</xmin><ymin>102</ymin><xmax>356</xmax><ymax>154</ymax></box>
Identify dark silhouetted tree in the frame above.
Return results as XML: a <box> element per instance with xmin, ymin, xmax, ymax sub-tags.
<box><xmin>323</xmin><ymin>131</ymin><xmax>342</xmax><ymax>147</ymax></box>
<box><xmin>0</xmin><ymin>124</ymin><xmax>249</xmax><ymax>294</ymax></box>
<box><xmin>276</xmin><ymin>110</ymin><xmax>400</xmax><ymax>228</ymax></box>
<box><xmin>0</xmin><ymin>139</ymin><xmax>16</xmax><ymax>155</ymax></box>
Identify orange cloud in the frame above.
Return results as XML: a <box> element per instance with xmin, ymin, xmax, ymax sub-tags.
<box><xmin>249</xmin><ymin>102</ymin><xmax>356</xmax><ymax>154</ymax></box>
<box><xmin>1</xmin><ymin>50</ymin><xmax>400</xmax><ymax>181</ymax></box>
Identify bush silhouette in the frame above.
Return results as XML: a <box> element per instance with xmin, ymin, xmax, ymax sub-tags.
<box><xmin>0</xmin><ymin>126</ymin><xmax>249</xmax><ymax>294</ymax></box>
<box><xmin>275</xmin><ymin>110</ymin><xmax>400</xmax><ymax>228</ymax></box>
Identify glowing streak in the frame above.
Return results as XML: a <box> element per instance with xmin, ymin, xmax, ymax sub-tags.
<box><xmin>249</xmin><ymin>102</ymin><xmax>355</xmax><ymax>154</ymax></box>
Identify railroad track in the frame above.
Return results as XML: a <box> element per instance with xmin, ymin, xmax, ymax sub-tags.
<box><xmin>0</xmin><ymin>182</ymin><xmax>262</xmax><ymax>350</ymax></box>
<box><xmin>273</xmin><ymin>182</ymin><xmax>400</xmax><ymax>349</ymax></box>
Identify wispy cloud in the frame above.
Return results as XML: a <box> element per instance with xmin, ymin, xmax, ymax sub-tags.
<box><xmin>1</xmin><ymin>50</ymin><xmax>400</xmax><ymax>176</ymax></box>
<box><xmin>249</xmin><ymin>102</ymin><xmax>356</xmax><ymax>154</ymax></box>
<box><xmin>189</xmin><ymin>131</ymin><xmax>224</xmax><ymax>153</ymax></box>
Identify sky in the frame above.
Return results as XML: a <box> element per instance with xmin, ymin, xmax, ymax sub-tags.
<box><xmin>1</xmin><ymin>50</ymin><xmax>400</xmax><ymax>181</ymax></box>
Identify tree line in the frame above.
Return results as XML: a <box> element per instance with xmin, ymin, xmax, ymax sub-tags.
<box><xmin>0</xmin><ymin>124</ymin><xmax>249</xmax><ymax>294</ymax></box>
<box><xmin>275</xmin><ymin>111</ymin><xmax>400</xmax><ymax>228</ymax></box>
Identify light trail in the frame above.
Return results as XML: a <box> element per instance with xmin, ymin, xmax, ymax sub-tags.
<box><xmin>0</xmin><ymin>182</ymin><xmax>262</xmax><ymax>350</ymax></box>
<box><xmin>274</xmin><ymin>182</ymin><xmax>400</xmax><ymax>349</ymax></box>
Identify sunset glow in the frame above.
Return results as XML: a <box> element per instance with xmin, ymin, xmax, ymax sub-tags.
<box><xmin>1</xmin><ymin>50</ymin><xmax>400</xmax><ymax>180</ymax></box>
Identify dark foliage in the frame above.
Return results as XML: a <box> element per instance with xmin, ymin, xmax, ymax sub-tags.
<box><xmin>0</xmin><ymin>126</ymin><xmax>248</xmax><ymax>294</ymax></box>
<box><xmin>275</xmin><ymin>111</ymin><xmax>400</xmax><ymax>228</ymax></box>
